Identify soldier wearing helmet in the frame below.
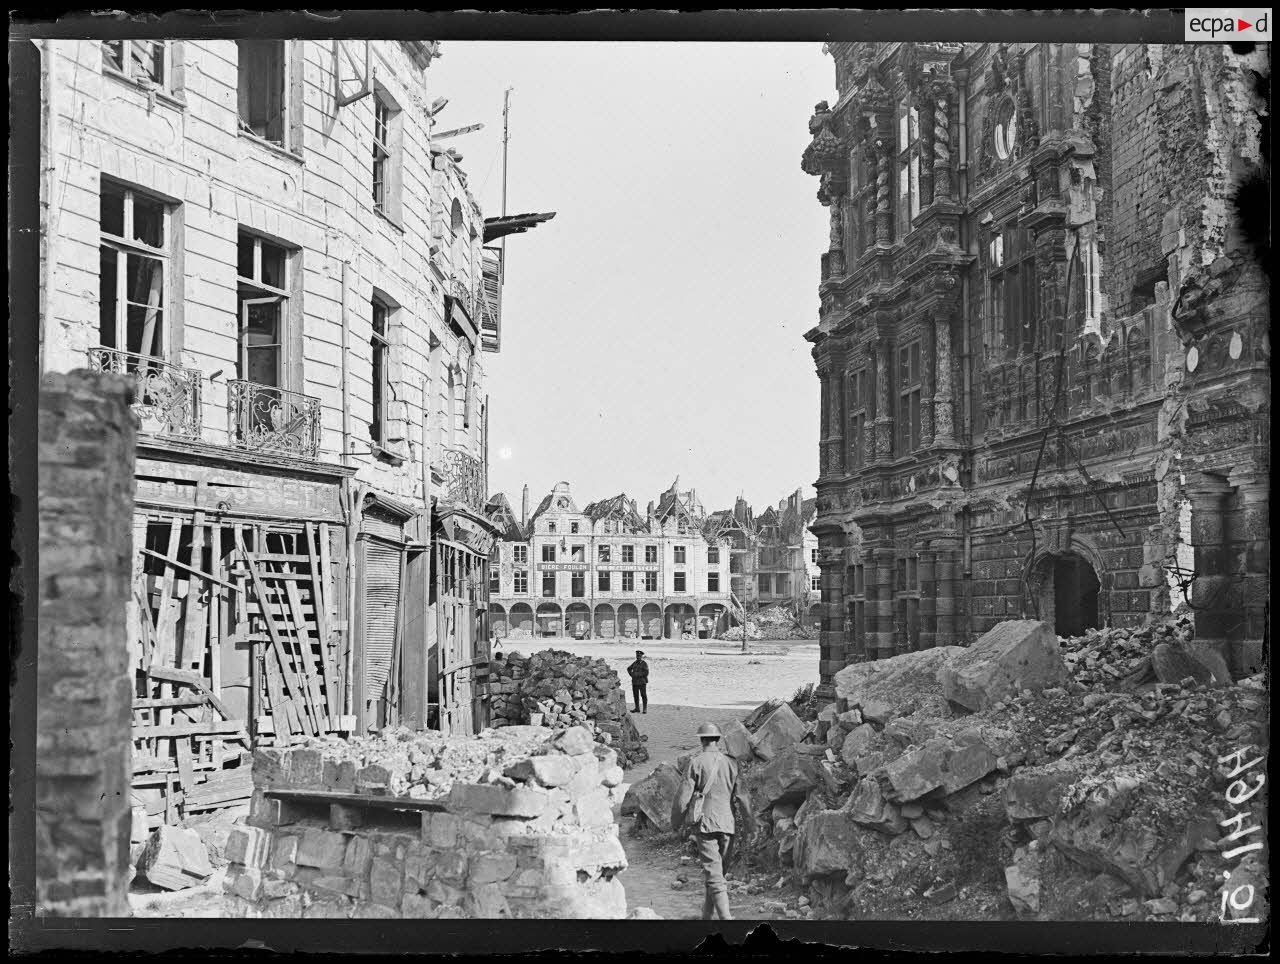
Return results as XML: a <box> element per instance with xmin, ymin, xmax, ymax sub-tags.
<box><xmin>672</xmin><ymin>721</ymin><xmax>758</xmax><ymax>920</ymax></box>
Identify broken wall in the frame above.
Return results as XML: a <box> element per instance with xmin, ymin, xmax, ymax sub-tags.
<box><xmin>36</xmin><ymin>370</ymin><xmax>137</xmax><ymax>915</ymax></box>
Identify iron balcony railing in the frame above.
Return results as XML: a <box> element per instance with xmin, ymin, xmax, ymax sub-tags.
<box><xmin>86</xmin><ymin>347</ymin><xmax>202</xmax><ymax>439</ymax></box>
<box><xmin>440</xmin><ymin>447</ymin><xmax>485</xmax><ymax>510</ymax></box>
<box><xmin>227</xmin><ymin>379</ymin><xmax>321</xmax><ymax>459</ymax></box>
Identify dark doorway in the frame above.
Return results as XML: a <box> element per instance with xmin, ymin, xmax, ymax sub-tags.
<box><xmin>1053</xmin><ymin>554</ymin><xmax>1101</xmax><ymax>637</ymax></box>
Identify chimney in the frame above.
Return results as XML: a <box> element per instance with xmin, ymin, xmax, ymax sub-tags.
<box><xmin>521</xmin><ymin>484</ymin><xmax>529</xmax><ymax>527</ymax></box>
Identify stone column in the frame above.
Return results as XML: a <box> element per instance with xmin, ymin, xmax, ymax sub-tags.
<box><xmin>828</xmin><ymin>196</ymin><xmax>846</xmax><ymax>277</ymax></box>
<box><xmin>1185</xmin><ymin>474</ymin><xmax>1232</xmax><ymax>662</ymax></box>
<box><xmin>816</xmin><ymin>541</ymin><xmax>846</xmax><ymax>697</ymax></box>
<box><xmin>921</xmin><ymin>317</ymin><xmax>937</xmax><ymax>448</ymax></box>
<box><xmin>933</xmin><ymin>535</ymin><xmax>961</xmax><ymax>644</ymax></box>
<box><xmin>872</xmin><ymin>546</ymin><xmax>896</xmax><ymax>659</ymax></box>
<box><xmin>874</xmin><ymin>132</ymin><xmax>892</xmax><ymax>244</ymax></box>
<box><xmin>1230</xmin><ymin>474</ymin><xmax>1267</xmax><ymax>675</ymax></box>
<box><xmin>873</xmin><ymin>336</ymin><xmax>894</xmax><ymax>462</ymax></box>
<box><xmin>918</xmin><ymin>548</ymin><xmax>937</xmax><ymax>650</ymax></box>
<box><xmin>929</xmin><ymin>78</ymin><xmax>953</xmax><ymax>202</ymax></box>
<box><xmin>933</xmin><ymin>312</ymin><xmax>957</xmax><ymax>445</ymax></box>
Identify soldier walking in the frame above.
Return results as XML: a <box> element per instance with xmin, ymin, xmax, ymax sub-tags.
<box><xmin>626</xmin><ymin>649</ymin><xmax>649</xmax><ymax>713</ymax></box>
<box><xmin>673</xmin><ymin>722</ymin><xmax>757</xmax><ymax>920</ymax></box>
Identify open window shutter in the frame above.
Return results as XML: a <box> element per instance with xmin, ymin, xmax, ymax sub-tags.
<box><xmin>463</xmin><ymin>345</ymin><xmax>476</xmax><ymax>429</ymax></box>
<box><xmin>385</xmin><ymin>316</ymin><xmax>407</xmax><ymax>444</ymax></box>
<box><xmin>363</xmin><ymin>540</ymin><xmax>402</xmax><ymax>695</ymax></box>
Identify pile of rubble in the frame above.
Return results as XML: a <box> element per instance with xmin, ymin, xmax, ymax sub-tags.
<box><xmin>720</xmin><ymin>606</ymin><xmax>816</xmax><ymax>642</ymax></box>
<box><xmin>629</xmin><ymin>617</ymin><xmax>1268</xmax><ymax>923</ymax></box>
<box><xmin>222</xmin><ymin>724</ymin><xmax>631</xmax><ymax>918</ymax></box>
<box><xmin>488</xmin><ymin>650</ymin><xmax>649</xmax><ymax>768</ymax></box>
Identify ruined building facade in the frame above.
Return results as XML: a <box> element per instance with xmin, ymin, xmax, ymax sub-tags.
<box><xmin>38</xmin><ymin>35</ymin><xmax>552</xmax><ymax>794</ymax></box>
<box><xmin>487</xmin><ymin>480</ymin><xmax>734</xmax><ymax>640</ymax></box>
<box><xmin>802</xmin><ymin>42</ymin><xmax>1268</xmax><ymax>694</ymax></box>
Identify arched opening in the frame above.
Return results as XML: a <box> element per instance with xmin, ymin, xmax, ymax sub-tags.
<box><xmin>640</xmin><ymin>603</ymin><xmax>661</xmax><ymax>640</ymax></box>
<box><xmin>509</xmin><ymin>603</ymin><xmax>534</xmax><ymax>639</ymax></box>
<box><xmin>489</xmin><ymin>603</ymin><xmax>508</xmax><ymax>639</ymax></box>
<box><xmin>617</xmin><ymin>603</ymin><xmax>640</xmax><ymax>639</ymax></box>
<box><xmin>665</xmin><ymin>603</ymin><xmax>695</xmax><ymax>639</ymax></box>
<box><xmin>808</xmin><ymin>602</ymin><xmax>823</xmax><ymax>630</ymax></box>
<box><xmin>594</xmin><ymin>604</ymin><xmax>616</xmax><ymax>639</ymax></box>
<box><xmin>698</xmin><ymin>604</ymin><xmax>725</xmax><ymax>639</ymax></box>
<box><xmin>566</xmin><ymin>603</ymin><xmax>591</xmax><ymax>639</ymax></box>
<box><xmin>536</xmin><ymin>603</ymin><xmax>562</xmax><ymax>638</ymax></box>
<box><xmin>1037</xmin><ymin>552</ymin><xmax>1102</xmax><ymax>637</ymax></box>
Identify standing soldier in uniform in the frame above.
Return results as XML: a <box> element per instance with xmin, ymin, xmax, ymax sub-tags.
<box><xmin>626</xmin><ymin>649</ymin><xmax>649</xmax><ymax>713</ymax></box>
<box><xmin>673</xmin><ymin>722</ymin><xmax>757</xmax><ymax>920</ymax></box>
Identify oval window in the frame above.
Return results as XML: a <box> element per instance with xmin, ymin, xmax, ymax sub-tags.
<box><xmin>994</xmin><ymin>99</ymin><xmax>1017</xmax><ymax>160</ymax></box>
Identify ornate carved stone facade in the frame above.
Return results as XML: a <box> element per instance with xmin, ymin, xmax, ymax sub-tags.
<box><xmin>803</xmin><ymin>42</ymin><xmax>1268</xmax><ymax>694</ymax></box>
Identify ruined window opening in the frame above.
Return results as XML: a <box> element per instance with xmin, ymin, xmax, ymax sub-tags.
<box><xmin>643</xmin><ymin>572</ymin><xmax>658</xmax><ymax>593</ymax></box>
<box><xmin>622</xmin><ymin>571</ymin><xmax>635</xmax><ymax>592</ymax></box>
<box><xmin>599</xmin><ymin>544</ymin><xmax>611</xmax><ymax>563</ymax></box>
<box><xmin>896</xmin><ymin>103</ymin><xmax>922</xmax><ymax>234</ymax></box>
<box><xmin>489</xmin><ymin>566</ymin><xmax>499</xmax><ymax>594</ymax></box>
<box><xmin>513</xmin><ymin>570</ymin><xmax>528</xmax><ymax>594</ymax></box>
<box><xmin>570</xmin><ymin>545</ymin><xmax>585</xmax><ymax>563</ymax></box>
<box><xmin>993</xmin><ymin>96</ymin><xmax>1017</xmax><ymax>160</ymax></box>
<box><xmin>848</xmin><ymin>367</ymin><xmax>868</xmax><ymax>469</ymax></box>
<box><xmin>449</xmin><ymin>198</ymin><xmax>469</xmax><ymax>277</ymax></box>
<box><xmin>102</xmin><ymin>40</ymin><xmax>167</xmax><ymax>87</ymax></box>
<box><xmin>757</xmin><ymin>573</ymin><xmax>771</xmax><ymax>595</ymax></box>
<box><xmin>622</xmin><ymin>545</ymin><xmax>635</xmax><ymax>563</ymax></box>
<box><xmin>598</xmin><ymin>570</ymin><xmax>611</xmax><ymax>592</ymax></box>
<box><xmin>99</xmin><ymin>180</ymin><xmax>169</xmax><ymax>361</ymax></box>
<box><xmin>541</xmin><ymin>545</ymin><xmax>556</xmax><ymax>563</ymax></box>
<box><xmin>371</xmin><ymin>90</ymin><xmax>402</xmax><ymax>220</ymax></box>
<box><xmin>674</xmin><ymin>546</ymin><xmax>686</xmax><ymax>564</ymax></box>
<box><xmin>707</xmin><ymin>547</ymin><xmax>719</xmax><ymax>565</ymax></box>
<box><xmin>571</xmin><ymin>522</ymin><xmax>580</xmax><ymax>534</ymax></box>
<box><xmin>989</xmin><ymin>223</ymin><xmax>1037</xmax><ymax>355</ymax></box>
<box><xmin>708</xmin><ymin>572</ymin><xmax>720</xmax><ymax>592</ymax></box>
<box><xmin>674</xmin><ymin>572</ymin><xmax>687</xmax><ymax>593</ymax></box>
<box><xmin>542</xmin><ymin>573</ymin><xmax>556</xmax><ymax>597</ymax></box>
<box><xmin>896</xmin><ymin>342</ymin><xmax>922</xmax><ymax>454</ymax></box>
<box><xmin>645</xmin><ymin>545</ymin><xmax>658</xmax><ymax>564</ymax></box>
<box><xmin>730</xmin><ymin>555</ymin><xmax>742</xmax><ymax>575</ymax></box>
<box><xmin>571</xmin><ymin>572</ymin><xmax>585</xmax><ymax>597</ymax></box>
<box><xmin>369</xmin><ymin>298</ymin><xmax>392</xmax><ymax>444</ymax></box>
<box><xmin>513</xmin><ymin>545</ymin><xmax>528</xmax><ymax>564</ymax></box>
<box><xmin>548</xmin><ymin>522</ymin><xmax>556</xmax><ymax>533</ymax></box>
<box><xmin>811</xmin><ymin>548</ymin><xmax>819</xmax><ymax>566</ymax></box>
<box><xmin>237</xmin><ymin>40</ymin><xmax>289</xmax><ymax>146</ymax></box>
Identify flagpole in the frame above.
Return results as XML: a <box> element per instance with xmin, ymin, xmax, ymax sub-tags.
<box><xmin>500</xmin><ymin>87</ymin><xmax>512</xmax><ymax>284</ymax></box>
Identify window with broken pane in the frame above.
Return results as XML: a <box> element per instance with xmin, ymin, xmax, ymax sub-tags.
<box><xmin>98</xmin><ymin>179</ymin><xmax>168</xmax><ymax>360</ymax></box>
<box><xmin>102</xmin><ymin>40</ymin><xmax>166</xmax><ymax>87</ymax></box>
<box><xmin>897</xmin><ymin>341</ymin><xmax>922</xmax><ymax>454</ymax></box>
<box><xmin>237</xmin><ymin>40</ymin><xmax>287</xmax><ymax>146</ymax></box>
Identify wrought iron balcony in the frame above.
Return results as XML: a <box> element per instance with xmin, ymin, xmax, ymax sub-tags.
<box><xmin>227</xmin><ymin>380</ymin><xmax>321</xmax><ymax>459</ymax></box>
<box><xmin>86</xmin><ymin>347</ymin><xmax>202</xmax><ymax>439</ymax></box>
<box><xmin>440</xmin><ymin>447</ymin><xmax>485</xmax><ymax>510</ymax></box>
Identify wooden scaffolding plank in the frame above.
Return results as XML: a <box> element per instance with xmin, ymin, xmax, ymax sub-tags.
<box><xmin>283</xmin><ymin>577</ymin><xmax>326</xmax><ymax>734</ymax></box>
<box><xmin>237</xmin><ymin>528</ymin><xmax>315</xmax><ymax>739</ymax></box>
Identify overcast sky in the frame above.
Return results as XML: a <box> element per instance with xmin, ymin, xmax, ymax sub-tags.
<box><xmin>430</xmin><ymin>42</ymin><xmax>833</xmax><ymax>516</ymax></box>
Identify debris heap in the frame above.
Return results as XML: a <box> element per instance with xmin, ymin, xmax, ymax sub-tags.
<box><xmin>488</xmin><ymin>650</ymin><xmax>649</xmax><ymax>767</ymax></box>
<box><xmin>222</xmin><ymin>724</ymin><xmax>631</xmax><ymax>919</ymax></box>
<box><xmin>644</xmin><ymin>618</ymin><xmax>1267</xmax><ymax>924</ymax></box>
<box><xmin>720</xmin><ymin>606</ymin><xmax>816</xmax><ymax>642</ymax></box>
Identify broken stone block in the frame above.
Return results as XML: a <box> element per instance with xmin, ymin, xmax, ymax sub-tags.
<box><xmin>880</xmin><ymin>739</ymin><xmax>948</xmax><ymax>801</ymax></box>
<box><xmin>743</xmin><ymin>697</ymin><xmax>785</xmax><ymax>730</ymax></box>
<box><xmin>859</xmin><ymin>699</ymin><xmax>893</xmax><ymax>726</ymax></box>
<box><xmin>834</xmin><ymin>646</ymin><xmax>964</xmax><ymax>717</ymax></box>
<box><xmin>840</xmin><ymin>723</ymin><xmax>882</xmax><ymax>770</ymax></box>
<box><xmin>719</xmin><ymin>718</ymin><xmax>754</xmax><ymax>761</ymax></box>
<box><xmin>748</xmin><ymin>746</ymin><xmax>823</xmax><ymax>811</ymax></box>
<box><xmin>469</xmin><ymin>851</ymin><xmax>518</xmax><ymax>885</ymax></box>
<box><xmin>939</xmin><ymin>620</ymin><xmax>1069</xmax><ymax>711</ymax></box>
<box><xmin>793</xmin><ymin>809</ymin><xmax>862</xmax><ymax>879</ymax></box>
<box><xmin>296</xmin><ymin>828</ymin><xmax>349</xmax><ymax>870</ymax></box>
<box><xmin>137</xmin><ymin>825</ymin><xmax>214</xmax><ymax>891</ymax></box>
<box><xmin>503</xmin><ymin>755</ymin><xmax>576</xmax><ymax>789</ymax></box>
<box><xmin>1004</xmin><ymin>761</ymin><xmax>1083</xmax><ymax>821</ymax></box>
<box><xmin>1005</xmin><ymin>845</ymin><xmax>1043</xmax><ymax>915</ymax></box>
<box><xmin>620</xmin><ymin>762</ymin><xmax>683</xmax><ymax>832</ymax></box>
<box><xmin>751</xmin><ymin>704</ymin><xmax>807</xmax><ymax>762</ymax></box>
<box><xmin>1151</xmin><ymin>642</ymin><xmax>1214</xmax><ymax>686</ymax></box>
<box><xmin>844</xmin><ymin>777</ymin><xmax>907</xmax><ymax>834</ymax></box>
<box><xmin>554</xmin><ymin>726</ymin><xmax>594</xmax><ymax>756</ymax></box>
<box><xmin>224</xmin><ymin>826</ymin><xmax>272</xmax><ymax>869</ymax></box>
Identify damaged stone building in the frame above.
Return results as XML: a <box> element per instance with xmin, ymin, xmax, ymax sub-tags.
<box><xmin>37</xmin><ymin>37</ymin><xmax>553</xmax><ymax>834</ymax></box>
<box><xmin>486</xmin><ymin>480</ymin><xmax>734</xmax><ymax>640</ymax></box>
<box><xmin>703</xmin><ymin>489</ymin><xmax>824</xmax><ymax>626</ymax></box>
<box><xmin>802</xmin><ymin>42</ymin><xmax>1268</xmax><ymax>695</ymax></box>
